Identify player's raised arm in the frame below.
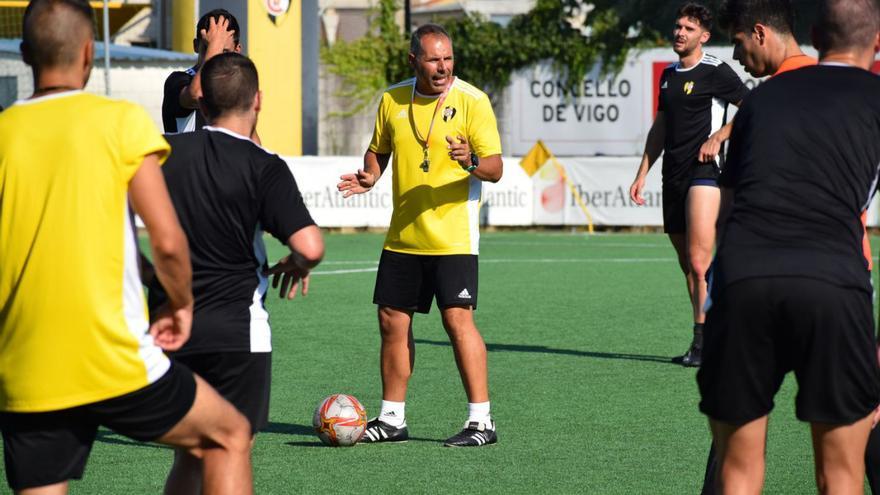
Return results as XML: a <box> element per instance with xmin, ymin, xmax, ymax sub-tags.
<box><xmin>181</xmin><ymin>16</ymin><xmax>237</xmax><ymax>110</ymax></box>
<box><xmin>631</xmin><ymin>111</ymin><xmax>666</xmax><ymax>205</ymax></box>
<box><xmin>129</xmin><ymin>153</ymin><xmax>193</xmax><ymax>351</ymax></box>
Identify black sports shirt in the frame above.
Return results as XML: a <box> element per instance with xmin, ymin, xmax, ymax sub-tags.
<box><xmin>714</xmin><ymin>64</ymin><xmax>880</xmax><ymax>294</ymax></box>
<box><xmin>148</xmin><ymin>126</ymin><xmax>316</xmax><ymax>355</ymax></box>
<box><xmin>658</xmin><ymin>53</ymin><xmax>749</xmax><ymax>184</ymax></box>
<box><xmin>162</xmin><ymin>67</ymin><xmax>205</xmax><ymax>133</ymax></box>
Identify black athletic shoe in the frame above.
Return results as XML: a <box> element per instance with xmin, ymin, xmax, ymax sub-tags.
<box><xmin>672</xmin><ymin>345</ymin><xmax>702</xmax><ymax>367</ymax></box>
<box><xmin>443</xmin><ymin>421</ymin><xmax>497</xmax><ymax>447</ymax></box>
<box><xmin>361</xmin><ymin>418</ymin><xmax>409</xmax><ymax>443</ymax></box>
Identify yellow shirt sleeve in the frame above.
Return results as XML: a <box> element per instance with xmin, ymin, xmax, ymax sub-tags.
<box><xmin>368</xmin><ymin>93</ymin><xmax>393</xmax><ymax>154</ymax></box>
<box><xmin>467</xmin><ymin>95</ymin><xmax>502</xmax><ymax>158</ymax></box>
<box><xmin>119</xmin><ymin>103</ymin><xmax>171</xmax><ymax>181</ymax></box>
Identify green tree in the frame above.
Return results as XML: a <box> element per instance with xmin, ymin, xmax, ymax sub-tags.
<box><xmin>321</xmin><ymin>0</ymin><xmax>659</xmax><ymax>115</ymax></box>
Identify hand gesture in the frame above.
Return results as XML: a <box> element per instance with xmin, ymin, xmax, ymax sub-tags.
<box><xmin>267</xmin><ymin>255</ymin><xmax>311</xmax><ymax>299</ymax></box>
<box><xmin>446</xmin><ymin>134</ymin><xmax>471</xmax><ymax>168</ymax></box>
<box><xmin>201</xmin><ymin>16</ymin><xmax>235</xmax><ymax>54</ymax></box>
<box><xmin>337</xmin><ymin>169</ymin><xmax>377</xmax><ymax>197</ymax></box>
<box><xmin>629</xmin><ymin>175</ymin><xmax>646</xmax><ymax>205</ymax></box>
<box><xmin>149</xmin><ymin>303</ymin><xmax>193</xmax><ymax>351</ymax></box>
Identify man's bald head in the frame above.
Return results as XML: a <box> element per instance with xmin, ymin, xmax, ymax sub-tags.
<box><xmin>22</xmin><ymin>0</ymin><xmax>95</xmax><ymax>70</ymax></box>
<box><xmin>813</xmin><ymin>0</ymin><xmax>880</xmax><ymax>55</ymax></box>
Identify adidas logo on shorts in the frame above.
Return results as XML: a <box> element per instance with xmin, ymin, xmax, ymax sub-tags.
<box><xmin>458</xmin><ymin>288</ymin><xmax>472</xmax><ymax>299</ymax></box>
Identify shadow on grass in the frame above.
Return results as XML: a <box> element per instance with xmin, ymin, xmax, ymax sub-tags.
<box><xmin>269</xmin><ymin>422</ymin><xmax>441</xmax><ymax>446</ymax></box>
<box><xmin>262</xmin><ymin>422</ymin><xmax>314</xmax><ymax>436</ymax></box>
<box><xmin>286</xmin><ymin>436</ymin><xmax>440</xmax><ymax>448</ymax></box>
<box><xmin>414</xmin><ymin>339</ymin><xmax>675</xmax><ymax>365</ymax></box>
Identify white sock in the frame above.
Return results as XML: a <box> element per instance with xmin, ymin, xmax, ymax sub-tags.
<box><xmin>379</xmin><ymin>400</ymin><xmax>406</xmax><ymax>427</ymax></box>
<box><xmin>467</xmin><ymin>401</ymin><xmax>492</xmax><ymax>426</ymax></box>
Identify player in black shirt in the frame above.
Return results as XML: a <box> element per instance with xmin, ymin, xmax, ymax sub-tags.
<box><xmin>162</xmin><ymin>9</ymin><xmax>241</xmax><ymax>134</ymax></box>
<box><xmin>697</xmin><ymin>0</ymin><xmax>880</xmax><ymax>492</ymax></box>
<box><xmin>150</xmin><ymin>53</ymin><xmax>324</xmax><ymax>493</ymax></box>
<box><xmin>630</xmin><ymin>2</ymin><xmax>748</xmax><ymax>367</ymax></box>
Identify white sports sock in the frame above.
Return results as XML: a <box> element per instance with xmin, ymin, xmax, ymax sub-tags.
<box><xmin>467</xmin><ymin>401</ymin><xmax>492</xmax><ymax>426</ymax></box>
<box><xmin>379</xmin><ymin>400</ymin><xmax>406</xmax><ymax>427</ymax></box>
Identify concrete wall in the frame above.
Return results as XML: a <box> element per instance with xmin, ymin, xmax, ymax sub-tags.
<box><xmin>0</xmin><ymin>54</ymin><xmax>192</xmax><ymax>131</ymax></box>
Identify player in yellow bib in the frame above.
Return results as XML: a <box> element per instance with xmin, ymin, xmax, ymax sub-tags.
<box><xmin>338</xmin><ymin>23</ymin><xmax>503</xmax><ymax>447</ymax></box>
<box><xmin>0</xmin><ymin>2</ymin><xmax>253</xmax><ymax>493</ymax></box>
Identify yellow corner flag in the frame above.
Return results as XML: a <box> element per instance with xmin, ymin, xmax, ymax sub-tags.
<box><xmin>519</xmin><ymin>140</ymin><xmax>552</xmax><ymax>177</ymax></box>
<box><xmin>521</xmin><ymin>140</ymin><xmax>595</xmax><ymax>233</ymax></box>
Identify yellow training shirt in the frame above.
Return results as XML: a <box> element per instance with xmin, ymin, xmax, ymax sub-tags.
<box><xmin>0</xmin><ymin>92</ymin><xmax>171</xmax><ymax>412</ymax></box>
<box><xmin>369</xmin><ymin>78</ymin><xmax>502</xmax><ymax>255</ymax></box>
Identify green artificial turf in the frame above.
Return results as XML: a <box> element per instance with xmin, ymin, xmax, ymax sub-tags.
<box><xmin>3</xmin><ymin>232</ymin><xmax>876</xmax><ymax>494</ymax></box>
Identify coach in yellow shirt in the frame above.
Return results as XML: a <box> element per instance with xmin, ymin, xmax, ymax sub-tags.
<box><xmin>338</xmin><ymin>23</ymin><xmax>503</xmax><ymax>447</ymax></box>
<box><xmin>0</xmin><ymin>1</ymin><xmax>252</xmax><ymax>493</ymax></box>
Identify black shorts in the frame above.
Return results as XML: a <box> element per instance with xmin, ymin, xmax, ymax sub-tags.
<box><xmin>174</xmin><ymin>352</ymin><xmax>271</xmax><ymax>434</ymax></box>
<box><xmin>690</xmin><ymin>161</ymin><xmax>720</xmax><ymax>187</ymax></box>
<box><xmin>662</xmin><ymin>180</ymin><xmax>689</xmax><ymax>234</ymax></box>
<box><xmin>0</xmin><ymin>361</ymin><xmax>196</xmax><ymax>491</ymax></box>
<box><xmin>373</xmin><ymin>250</ymin><xmax>478</xmax><ymax>314</ymax></box>
<box><xmin>698</xmin><ymin>277</ymin><xmax>880</xmax><ymax>424</ymax></box>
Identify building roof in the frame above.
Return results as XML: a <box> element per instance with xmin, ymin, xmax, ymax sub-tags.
<box><xmin>0</xmin><ymin>39</ymin><xmax>196</xmax><ymax>62</ymax></box>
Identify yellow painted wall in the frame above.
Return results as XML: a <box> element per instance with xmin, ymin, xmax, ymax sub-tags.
<box><xmin>172</xmin><ymin>0</ymin><xmax>197</xmax><ymax>54</ymax></box>
<box><xmin>248</xmin><ymin>1</ymin><xmax>301</xmax><ymax>156</ymax></box>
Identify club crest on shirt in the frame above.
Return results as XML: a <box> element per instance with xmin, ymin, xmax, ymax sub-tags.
<box><xmin>683</xmin><ymin>81</ymin><xmax>695</xmax><ymax>95</ymax></box>
<box><xmin>442</xmin><ymin>106</ymin><xmax>457</xmax><ymax>122</ymax></box>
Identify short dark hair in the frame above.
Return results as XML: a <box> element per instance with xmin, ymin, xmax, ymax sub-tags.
<box><xmin>677</xmin><ymin>2</ymin><xmax>714</xmax><ymax>31</ymax></box>
<box><xmin>410</xmin><ymin>23</ymin><xmax>452</xmax><ymax>57</ymax></box>
<box><xmin>813</xmin><ymin>0</ymin><xmax>880</xmax><ymax>54</ymax></box>
<box><xmin>196</xmin><ymin>9</ymin><xmax>241</xmax><ymax>45</ymax></box>
<box><xmin>22</xmin><ymin>0</ymin><xmax>95</xmax><ymax>70</ymax></box>
<box><xmin>719</xmin><ymin>0</ymin><xmax>795</xmax><ymax>36</ymax></box>
<box><xmin>200</xmin><ymin>52</ymin><xmax>259</xmax><ymax>121</ymax></box>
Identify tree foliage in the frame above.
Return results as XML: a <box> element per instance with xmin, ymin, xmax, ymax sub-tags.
<box><xmin>321</xmin><ymin>0</ymin><xmax>660</xmax><ymax>115</ymax></box>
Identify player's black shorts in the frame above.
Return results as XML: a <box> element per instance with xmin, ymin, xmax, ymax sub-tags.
<box><xmin>690</xmin><ymin>161</ymin><xmax>720</xmax><ymax>187</ymax></box>
<box><xmin>662</xmin><ymin>180</ymin><xmax>689</xmax><ymax>234</ymax></box>
<box><xmin>373</xmin><ymin>249</ymin><xmax>478</xmax><ymax>314</ymax></box>
<box><xmin>0</xmin><ymin>361</ymin><xmax>196</xmax><ymax>491</ymax></box>
<box><xmin>174</xmin><ymin>351</ymin><xmax>271</xmax><ymax>435</ymax></box>
<box><xmin>698</xmin><ymin>277</ymin><xmax>880</xmax><ymax>424</ymax></box>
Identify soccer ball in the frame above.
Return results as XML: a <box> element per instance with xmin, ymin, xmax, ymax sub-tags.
<box><xmin>313</xmin><ymin>394</ymin><xmax>367</xmax><ymax>447</ymax></box>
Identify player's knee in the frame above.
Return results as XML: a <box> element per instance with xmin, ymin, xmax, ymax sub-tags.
<box><xmin>442</xmin><ymin>316</ymin><xmax>481</xmax><ymax>345</ymax></box>
<box><xmin>378</xmin><ymin>308</ymin><xmax>409</xmax><ymax>337</ymax></box>
<box><xmin>225</xmin><ymin>413</ymin><xmax>252</xmax><ymax>454</ymax></box>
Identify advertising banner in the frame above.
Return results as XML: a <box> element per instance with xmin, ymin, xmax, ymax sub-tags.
<box><xmin>281</xmin><ymin>156</ymin><xmax>880</xmax><ymax>228</ymax></box>
<box><xmin>502</xmin><ymin>47</ymin><xmax>821</xmax><ymax>156</ymax></box>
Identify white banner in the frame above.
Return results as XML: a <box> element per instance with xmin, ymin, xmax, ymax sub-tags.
<box><xmin>283</xmin><ymin>156</ymin><xmax>393</xmax><ymax>228</ymax></box>
<box><xmin>530</xmin><ymin>157</ymin><xmax>663</xmax><ymax>226</ymax></box>
<box><xmin>503</xmin><ymin>47</ymin><xmax>831</xmax><ymax>156</ymax></box>
<box><xmin>281</xmin><ymin>155</ymin><xmax>880</xmax><ymax>228</ymax></box>
<box><xmin>282</xmin><ymin>156</ymin><xmax>535</xmax><ymax>228</ymax></box>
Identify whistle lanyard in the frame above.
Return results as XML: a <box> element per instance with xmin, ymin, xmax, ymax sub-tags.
<box><xmin>410</xmin><ymin>77</ymin><xmax>454</xmax><ymax>172</ymax></box>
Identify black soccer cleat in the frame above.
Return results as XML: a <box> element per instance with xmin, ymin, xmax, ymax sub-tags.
<box><xmin>361</xmin><ymin>418</ymin><xmax>409</xmax><ymax>444</ymax></box>
<box><xmin>443</xmin><ymin>421</ymin><xmax>497</xmax><ymax>447</ymax></box>
<box><xmin>672</xmin><ymin>345</ymin><xmax>702</xmax><ymax>367</ymax></box>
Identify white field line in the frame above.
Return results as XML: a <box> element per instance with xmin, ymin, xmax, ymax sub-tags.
<box><xmin>311</xmin><ymin>257</ymin><xmax>880</xmax><ymax>276</ymax></box>
<box><xmin>311</xmin><ymin>257</ymin><xmax>675</xmax><ymax>275</ymax></box>
<box><xmin>312</xmin><ymin>267</ymin><xmax>379</xmax><ymax>275</ymax></box>
<box><xmin>481</xmin><ymin>241</ymin><xmax>669</xmax><ymax>248</ymax></box>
